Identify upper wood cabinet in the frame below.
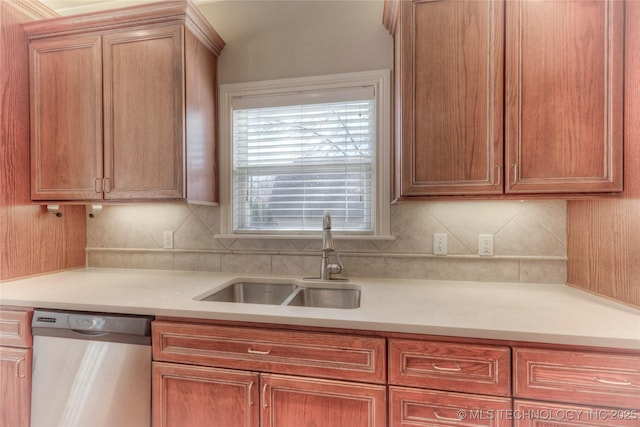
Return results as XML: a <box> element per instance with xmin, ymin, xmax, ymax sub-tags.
<box><xmin>384</xmin><ymin>0</ymin><xmax>624</xmax><ymax>199</ymax></box>
<box><xmin>25</xmin><ymin>0</ymin><xmax>224</xmax><ymax>203</ymax></box>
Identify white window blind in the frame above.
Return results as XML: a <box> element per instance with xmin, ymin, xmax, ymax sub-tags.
<box><xmin>232</xmin><ymin>94</ymin><xmax>376</xmax><ymax>233</ymax></box>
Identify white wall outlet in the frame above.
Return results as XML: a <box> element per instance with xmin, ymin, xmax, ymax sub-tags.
<box><xmin>163</xmin><ymin>231</ymin><xmax>174</xmax><ymax>249</ymax></box>
<box><xmin>479</xmin><ymin>234</ymin><xmax>494</xmax><ymax>256</ymax></box>
<box><xmin>433</xmin><ymin>233</ymin><xmax>447</xmax><ymax>256</ymax></box>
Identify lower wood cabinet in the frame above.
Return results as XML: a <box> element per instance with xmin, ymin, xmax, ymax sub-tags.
<box><xmin>390</xmin><ymin>387</ymin><xmax>512</xmax><ymax>427</ymax></box>
<box><xmin>0</xmin><ymin>307</ymin><xmax>33</xmax><ymax>427</ymax></box>
<box><xmin>513</xmin><ymin>400</ymin><xmax>639</xmax><ymax>427</ymax></box>
<box><xmin>152</xmin><ymin>321</ymin><xmax>387</xmax><ymax>426</ymax></box>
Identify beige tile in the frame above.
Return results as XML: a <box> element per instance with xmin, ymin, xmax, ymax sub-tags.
<box><xmin>174</xmin><ymin>214</ymin><xmax>224</xmax><ymax>250</ymax></box>
<box><xmin>497</xmin><ymin>216</ymin><xmax>566</xmax><ymax>257</ymax></box>
<box><xmin>221</xmin><ymin>254</ymin><xmax>272</xmax><ymax>274</ymax></box>
<box><xmin>174</xmin><ymin>252</ymin><xmax>222</xmax><ymax>272</ymax></box>
<box><xmin>272</xmin><ymin>255</ymin><xmax>318</xmax><ymax>276</ymax></box>
<box><xmin>447</xmin><ymin>259</ymin><xmax>520</xmax><ymax>283</ymax></box>
<box><xmin>519</xmin><ymin>260</ymin><xmax>566</xmax><ymax>284</ymax></box>
<box><xmin>128</xmin><ymin>203</ymin><xmax>193</xmax><ymax>247</ymax></box>
<box><xmin>428</xmin><ymin>201</ymin><xmax>526</xmax><ymax>252</ymax></box>
<box><xmin>231</xmin><ymin>238</ymin><xmax>298</xmax><ymax>251</ymax></box>
<box><xmin>129</xmin><ymin>252</ymin><xmax>174</xmax><ymax>270</ymax></box>
<box><xmin>87</xmin><ymin>251</ymin><xmax>129</xmax><ymax>268</ymax></box>
<box><xmin>87</xmin><ymin>205</ymin><xmax>157</xmax><ymax>249</ymax></box>
<box><xmin>384</xmin><ymin>257</ymin><xmax>451</xmax><ymax>280</ymax></box>
<box><xmin>341</xmin><ymin>256</ymin><xmax>386</xmax><ymax>278</ymax></box>
<box><xmin>518</xmin><ymin>201</ymin><xmax>567</xmax><ymax>244</ymax></box>
<box><xmin>191</xmin><ymin>205</ymin><xmax>222</xmax><ymax>235</ymax></box>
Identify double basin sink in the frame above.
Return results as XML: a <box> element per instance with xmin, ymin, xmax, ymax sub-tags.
<box><xmin>196</xmin><ymin>280</ymin><xmax>360</xmax><ymax>309</ymax></box>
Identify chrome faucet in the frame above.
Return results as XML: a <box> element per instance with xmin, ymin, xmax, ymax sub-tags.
<box><xmin>320</xmin><ymin>211</ymin><xmax>344</xmax><ymax>280</ymax></box>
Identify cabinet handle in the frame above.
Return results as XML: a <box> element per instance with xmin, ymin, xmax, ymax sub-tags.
<box><xmin>433</xmin><ymin>410</ymin><xmax>459</xmax><ymax>422</ymax></box>
<box><xmin>594</xmin><ymin>376</ymin><xmax>632</xmax><ymax>386</ymax></box>
<box><xmin>495</xmin><ymin>165</ymin><xmax>501</xmax><ymax>186</ymax></box>
<box><xmin>432</xmin><ymin>363</ymin><xmax>462</xmax><ymax>372</ymax></box>
<box><xmin>511</xmin><ymin>164</ymin><xmax>518</xmax><ymax>185</ymax></box>
<box><xmin>103</xmin><ymin>177</ymin><xmax>111</xmax><ymax>193</ymax></box>
<box><xmin>262</xmin><ymin>383</ymin><xmax>269</xmax><ymax>409</ymax></box>
<box><xmin>15</xmin><ymin>357</ymin><xmax>25</xmax><ymax>379</ymax></box>
<box><xmin>94</xmin><ymin>178</ymin><xmax>103</xmax><ymax>193</ymax></box>
<box><xmin>248</xmin><ymin>348</ymin><xmax>271</xmax><ymax>355</ymax></box>
<box><xmin>248</xmin><ymin>381</ymin><xmax>254</xmax><ymax>406</ymax></box>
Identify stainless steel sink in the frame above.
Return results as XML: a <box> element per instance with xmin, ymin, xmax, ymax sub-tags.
<box><xmin>199</xmin><ymin>281</ymin><xmax>297</xmax><ymax>305</ymax></box>
<box><xmin>285</xmin><ymin>287</ymin><xmax>361</xmax><ymax>309</ymax></box>
<box><xmin>197</xmin><ymin>280</ymin><xmax>361</xmax><ymax>309</ymax></box>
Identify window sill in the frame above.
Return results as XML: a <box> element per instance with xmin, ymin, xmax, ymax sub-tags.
<box><xmin>214</xmin><ymin>233</ymin><xmax>396</xmax><ymax>241</ymax></box>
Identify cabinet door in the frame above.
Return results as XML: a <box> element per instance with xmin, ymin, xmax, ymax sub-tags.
<box><xmin>261</xmin><ymin>374</ymin><xmax>386</xmax><ymax>427</ymax></box>
<box><xmin>29</xmin><ymin>36</ymin><xmax>103</xmax><ymax>200</ymax></box>
<box><xmin>505</xmin><ymin>0</ymin><xmax>623</xmax><ymax>194</ymax></box>
<box><xmin>514</xmin><ymin>400</ymin><xmax>639</xmax><ymax>427</ymax></box>
<box><xmin>390</xmin><ymin>386</ymin><xmax>512</xmax><ymax>427</ymax></box>
<box><xmin>397</xmin><ymin>0</ymin><xmax>504</xmax><ymax>197</ymax></box>
<box><xmin>102</xmin><ymin>25</ymin><xmax>184</xmax><ymax>200</ymax></box>
<box><xmin>152</xmin><ymin>362</ymin><xmax>259</xmax><ymax>427</ymax></box>
<box><xmin>0</xmin><ymin>347</ymin><xmax>32</xmax><ymax>427</ymax></box>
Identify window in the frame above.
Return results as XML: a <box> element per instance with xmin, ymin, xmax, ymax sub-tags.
<box><xmin>219</xmin><ymin>70</ymin><xmax>390</xmax><ymax>237</ymax></box>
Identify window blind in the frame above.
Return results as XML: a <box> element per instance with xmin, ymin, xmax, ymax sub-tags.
<box><xmin>232</xmin><ymin>98</ymin><xmax>376</xmax><ymax>233</ymax></box>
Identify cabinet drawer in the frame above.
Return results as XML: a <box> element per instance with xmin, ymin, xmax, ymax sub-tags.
<box><xmin>514</xmin><ymin>347</ymin><xmax>640</xmax><ymax>410</ymax></box>
<box><xmin>390</xmin><ymin>386</ymin><xmax>512</xmax><ymax>427</ymax></box>
<box><xmin>389</xmin><ymin>339</ymin><xmax>511</xmax><ymax>396</ymax></box>
<box><xmin>0</xmin><ymin>308</ymin><xmax>33</xmax><ymax>348</ymax></box>
<box><xmin>152</xmin><ymin>321</ymin><xmax>386</xmax><ymax>384</ymax></box>
<box><xmin>514</xmin><ymin>400</ymin><xmax>639</xmax><ymax>427</ymax></box>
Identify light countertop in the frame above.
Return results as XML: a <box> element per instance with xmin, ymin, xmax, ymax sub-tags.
<box><xmin>1</xmin><ymin>268</ymin><xmax>638</xmax><ymax>350</ymax></box>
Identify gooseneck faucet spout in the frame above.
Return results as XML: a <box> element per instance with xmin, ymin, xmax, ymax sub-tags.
<box><xmin>320</xmin><ymin>211</ymin><xmax>343</xmax><ymax>280</ymax></box>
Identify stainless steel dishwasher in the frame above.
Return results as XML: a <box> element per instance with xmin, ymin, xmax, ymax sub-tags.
<box><xmin>31</xmin><ymin>310</ymin><xmax>153</xmax><ymax>427</ymax></box>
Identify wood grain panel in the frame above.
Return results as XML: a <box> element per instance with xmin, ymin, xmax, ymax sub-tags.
<box><xmin>29</xmin><ymin>35</ymin><xmax>103</xmax><ymax>200</ymax></box>
<box><xmin>152</xmin><ymin>362</ymin><xmax>259</xmax><ymax>427</ymax></box>
<box><xmin>0</xmin><ymin>347</ymin><xmax>32</xmax><ymax>427</ymax></box>
<box><xmin>514</xmin><ymin>400</ymin><xmax>640</xmax><ymax>427</ymax></box>
<box><xmin>185</xmin><ymin>30</ymin><xmax>218</xmax><ymax>204</ymax></box>
<box><xmin>389</xmin><ymin>338</ymin><xmax>511</xmax><ymax>396</ymax></box>
<box><xmin>514</xmin><ymin>348</ymin><xmax>640</xmax><ymax>410</ymax></box>
<box><xmin>152</xmin><ymin>321</ymin><xmax>386</xmax><ymax>384</ymax></box>
<box><xmin>0</xmin><ymin>308</ymin><xmax>32</xmax><ymax>348</ymax></box>
<box><xmin>566</xmin><ymin>0</ymin><xmax>640</xmax><ymax>308</ymax></box>
<box><xmin>390</xmin><ymin>386</ymin><xmax>512</xmax><ymax>427</ymax></box>
<box><xmin>0</xmin><ymin>0</ymin><xmax>85</xmax><ymax>281</ymax></box>
<box><xmin>400</xmin><ymin>0</ymin><xmax>504</xmax><ymax>196</ymax></box>
<box><xmin>103</xmin><ymin>24</ymin><xmax>184</xmax><ymax>200</ymax></box>
<box><xmin>262</xmin><ymin>374</ymin><xmax>387</xmax><ymax>427</ymax></box>
<box><xmin>505</xmin><ymin>0</ymin><xmax>623</xmax><ymax>193</ymax></box>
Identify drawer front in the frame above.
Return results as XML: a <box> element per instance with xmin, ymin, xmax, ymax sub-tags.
<box><xmin>0</xmin><ymin>308</ymin><xmax>33</xmax><ymax>348</ymax></box>
<box><xmin>152</xmin><ymin>321</ymin><xmax>386</xmax><ymax>384</ymax></box>
<box><xmin>390</xmin><ymin>386</ymin><xmax>512</xmax><ymax>427</ymax></box>
<box><xmin>514</xmin><ymin>347</ymin><xmax>640</xmax><ymax>410</ymax></box>
<box><xmin>514</xmin><ymin>400</ymin><xmax>640</xmax><ymax>427</ymax></box>
<box><xmin>389</xmin><ymin>339</ymin><xmax>511</xmax><ymax>396</ymax></box>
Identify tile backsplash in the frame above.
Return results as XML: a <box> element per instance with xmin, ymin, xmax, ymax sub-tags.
<box><xmin>87</xmin><ymin>200</ymin><xmax>567</xmax><ymax>283</ymax></box>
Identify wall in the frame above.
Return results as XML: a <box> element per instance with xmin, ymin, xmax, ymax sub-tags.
<box><xmin>85</xmin><ymin>1</ymin><xmax>566</xmax><ymax>284</ymax></box>
<box><xmin>0</xmin><ymin>0</ymin><xmax>86</xmax><ymax>281</ymax></box>
<box><xmin>566</xmin><ymin>0</ymin><xmax>640</xmax><ymax>307</ymax></box>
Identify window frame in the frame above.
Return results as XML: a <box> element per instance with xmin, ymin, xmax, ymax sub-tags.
<box><xmin>218</xmin><ymin>70</ymin><xmax>391</xmax><ymax>239</ymax></box>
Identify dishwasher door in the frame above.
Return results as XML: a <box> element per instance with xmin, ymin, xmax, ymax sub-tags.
<box><xmin>31</xmin><ymin>310</ymin><xmax>152</xmax><ymax>427</ymax></box>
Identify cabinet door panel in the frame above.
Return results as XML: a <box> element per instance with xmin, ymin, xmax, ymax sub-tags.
<box><xmin>390</xmin><ymin>386</ymin><xmax>512</xmax><ymax>427</ymax></box>
<box><xmin>400</xmin><ymin>0</ymin><xmax>504</xmax><ymax>196</ymax></box>
<box><xmin>261</xmin><ymin>374</ymin><xmax>386</xmax><ymax>427</ymax></box>
<box><xmin>514</xmin><ymin>400</ymin><xmax>639</xmax><ymax>427</ymax></box>
<box><xmin>29</xmin><ymin>36</ymin><xmax>103</xmax><ymax>200</ymax></box>
<box><xmin>505</xmin><ymin>0</ymin><xmax>623</xmax><ymax>193</ymax></box>
<box><xmin>0</xmin><ymin>347</ymin><xmax>32</xmax><ymax>427</ymax></box>
<box><xmin>152</xmin><ymin>362</ymin><xmax>259</xmax><ymax>427</ymax></box>
<box><xmin>103</xmin><ymin>25</ymin><xmax>184</xmax><ymax>200</ymax></box>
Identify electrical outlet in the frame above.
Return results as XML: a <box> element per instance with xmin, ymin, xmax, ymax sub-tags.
<box><xmin>479</xmin><ymin>234</ymin><xmax>494</xmax><ymax>256</ymax></box>
<box><xmin>433</xmin><ymin>233</ymin><xmax>447</xmax><ymax>255</ymax></box>
<box><xmin>163</xmin><ymin>231</ymin><xmax>174</xmax><ymax>249</ymax></box>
